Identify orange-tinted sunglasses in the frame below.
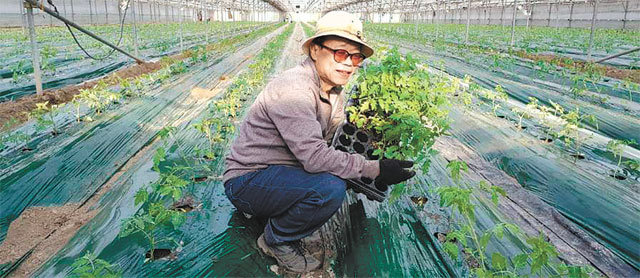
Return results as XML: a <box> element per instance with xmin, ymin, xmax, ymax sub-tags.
<box><xmin>319</xmin><ymin>43</ymin><xmax>366</xmax><ymax>66</ymax></box>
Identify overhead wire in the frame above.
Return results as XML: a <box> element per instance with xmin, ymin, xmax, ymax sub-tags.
<box><xmin>46</xmin><ymin>0</ymin><xmax>131</xmax><ymax>61</ymax></box>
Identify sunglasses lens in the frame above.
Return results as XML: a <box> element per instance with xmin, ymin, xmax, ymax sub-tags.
<box><xmin>351</xmin><ymin>54</ymin><xmax>365</xmax><ymax>65</ymax></box>
<box><xmin>334</xmin><ymin>50</ymin><xmax>349</xmax><ymax>62</ymax></box>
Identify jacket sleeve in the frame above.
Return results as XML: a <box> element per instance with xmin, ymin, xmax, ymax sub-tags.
<box><xmin>264</xmin><ymin>85</ymin><xmax>379</xmax><ymax>180</ymax></box>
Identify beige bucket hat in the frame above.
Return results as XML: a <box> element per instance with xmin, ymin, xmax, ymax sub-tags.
<box><xmin>302</xmin><ymin>11</ymin><xmax>374</xmax><ymax>58</ymax></box>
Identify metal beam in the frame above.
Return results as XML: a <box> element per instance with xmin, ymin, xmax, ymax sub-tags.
<box><xmin>595</xmin><ymin>46</ymin><xmax>640</xmax><ymax>64</ymax></box>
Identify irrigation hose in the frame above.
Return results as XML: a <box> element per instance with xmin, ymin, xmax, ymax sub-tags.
<box><xmin>46</xmin><ymin>0</ymin><xmax>130</xmax><ymax>61</ymax></box>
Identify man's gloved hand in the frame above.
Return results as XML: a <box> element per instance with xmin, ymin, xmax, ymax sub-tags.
<box><xmin>374</xmin><ymin>159</ymin><xmax>416</xmax><ymax>191</ymax></box>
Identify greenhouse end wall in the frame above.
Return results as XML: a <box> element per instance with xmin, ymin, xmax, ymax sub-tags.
<box><xmin>1</xmin><ymin>0</ymin><xmax>281</xmax><ymax>27</ymax></box>
<box><xmin>368</xmin><ymin>1</ymin><xmax>639</xmax><ymax>29</ymax></box>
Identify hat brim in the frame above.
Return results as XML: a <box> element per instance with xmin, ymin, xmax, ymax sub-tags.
<box><xmin>302</xmin><ymin>30</ymin><xmax>374</xmax><ymax>58</ymax></box>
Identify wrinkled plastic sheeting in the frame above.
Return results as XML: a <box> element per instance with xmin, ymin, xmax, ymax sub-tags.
<box><xmin>443</xmin><ymin>52</ymin><xmax>640</xmax><ymax>147</ymax></box>
<box><xmin>393</xmin><ymin>41</ymin><xmax>640</xmax><ymax>148</ymax></box>
<box><xmin>0</xmin><ymin>27</ymin><xmax>283</xmax><ymax>244</ymax></box>
<box><xmin>445</xmin><ymin>106</ymin><xmax>640</xmax><ymax>270</ymax></box>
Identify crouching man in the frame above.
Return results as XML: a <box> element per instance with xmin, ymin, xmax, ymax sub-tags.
<box><xmin>223</xmin><ymin>11</ymin><xmax>415</xmax><ymax>273</ymax></box>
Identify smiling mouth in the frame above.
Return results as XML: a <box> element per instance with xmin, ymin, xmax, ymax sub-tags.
<box><xmin>336</xmin><ymin>69</ymin><xmax>352</xmax><ymax>75</ymax></box>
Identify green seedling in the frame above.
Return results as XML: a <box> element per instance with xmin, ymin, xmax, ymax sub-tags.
<box><xmin>28</xmin><ymin>101</ymin><xmax>61</xmax><ymax>135</ymax></box>
<box><xmin>510</xmin><ymin>107</ymin><xmax>531</xmax><ymax>130</ymax></box>
<box><xmin>119</xmin><ymin>202</ymin><xmax>184</xmax><ymax>261</ymax></box>
<box><xmin>69</xmin><ymin>251</ymin><xmax>121</xmax><ymax>278</ymax></box>
<box><xmin>40</xmin><ymin>44</ymin><xmax>58</xmax><ymax>73</ymax></box>
<box><xmin>606</xmin><ymin>139</ymin><xmax>636</xmax><ymax>168</ymax></box>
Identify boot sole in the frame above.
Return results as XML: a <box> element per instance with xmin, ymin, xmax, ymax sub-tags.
<box><xmin>257</xmin><ymin>234</ymin><xmax>316</xmax><ymax>273</ymax></box>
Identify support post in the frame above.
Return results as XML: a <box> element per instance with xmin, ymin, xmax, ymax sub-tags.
<box><xmin>527</xmin><ymin>1</ymin><xmax>534</xmax><ymax>29</ymax></box>
<box><xmin>555</xmin><ymin>0</ymin><xmax>560</xmax><ymax>28</ymax></box>
<box><xmin>19</xmin><ymin>0</ymin><xmax>27</xmax><ymax>33</ymax></box>
<box><xmin>465</xmin><ymin>0</ymin><xmax>471</xmax><ymax>44</ymax></box>
<box><xmin>510</xmin><ymin>0</ymin><xmax>517</xmax><ymax>46</ymax></box>
<box><xmin>547</xmin><ymin>0</ymin><xmax>551</xmax><ymax>27</ymax></box>
<box><xmin>180</xmin><ymin>2</ymin><xmax>184</xmax><ymax>51</ymax></box>
<box><xmin>587</xmin><ymin>0</ymin><xmax>598</xmax><ymax>60</ymax></box>
<box><xmin>500</xmin><ymin>0</ymin><xmax>505</xmax><ymax>26</ymax></box>
<box><xmin>622</xmin><ymin>0</ymin><xmax>629</xmax><ymax>29</ymax></box>
<box><xmin>104</xmin><ymin>0</ymin><xmax>108</xmax><ymax>24</ymax></box>
<box><xmin>25</xmin><ymin>2</ymin><xmax>43</xmax><ymax>94</ymax></box>
<box><xmin>89</xmin><ymin>0</ymin><xmax>94</xmax><ymax>25</ymax></box>
<box><xmin>118</xmin><ymin>0</ymin><xmax>122</xmax><ymax>23</ymax></box>
<box><xmin>131</xmin><ymin>0</ymin><xmax>140</xmax><ymax>58</ymax></box>
<box><xmin>569</xmin><ymin>0</ymin><xmax>574</xmax><ymax>27</ymax></box>
<box><xmin>70</xmin><ymin>0</ymin><xmax>75</xmax><ymax>21</ymax></box>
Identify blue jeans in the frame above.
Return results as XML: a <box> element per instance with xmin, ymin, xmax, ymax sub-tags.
<box><xmin>224</xmin><ymin>165</ymin><xmax>346</xmax><ymax>245</ymax></box>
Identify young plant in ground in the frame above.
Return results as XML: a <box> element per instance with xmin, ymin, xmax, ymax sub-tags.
<box><xmin>0</xmin><ymin>118</ymin><xmax>32</xmax><ymax>152</ymax></box>
<box><xmin>606</xmin><ymin>139</ymin><xmax>636</xmax><ymax>168</ymax></box>
<box><xmin>189</xmin><ymin>45</ymin><xmax>208</xmax><ymax>63</ymax></box>
<box><xmin>558</xmin><ymin>108</ymin><xmax>597</xmax><ymax>160</ymax></box>
<box><xmin>437</xmin><ymin>160</ymin><xmax>596</xmax><ymax>277</ymax></box>
<box><xmin>169</xmin><ymin>61</ymin><xmax>188</xmax><ymax>75</ymax></box>
<box><xmin>510</xmin><ymin>107</ymin><xmax>531</xmax><ymax>130</ymax></box>
<box><xmin>10</xmin><ymin>60</ymin><xmax>27</xmax><ymax>83</ymax></box>
<box><xmin>119</xmin><ymin>202</ymin><xmax>184</xmax><ymax>261</ymax></box>
<box><xmin>620</xmin><ymin>79</ymin><xmax>639</xmax><ymax>102</ymax></box>
<box><xmin>69</xmin><ymin>251</ymin><xmax>121</xmax><ymax>278</ymax></box>
<box><xmin>40</xmin><ymin>44</ymin><xmax>59</xmax><ymax>74</ymax></box>
<box><xmin>28</xmin><ymin>101</ymin><xmax>61</xmax><ymax>135</ymax></box>
<box><xmin>192</xmin><ymin>118</ymin><xmax>219</xmax><ymax>160</ymax></box>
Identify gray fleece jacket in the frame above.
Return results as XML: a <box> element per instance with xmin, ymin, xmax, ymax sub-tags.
<box><xmin>223</xmin><ymin>57</ymin><xmax>380</xmax><ymax>183</ymax></box>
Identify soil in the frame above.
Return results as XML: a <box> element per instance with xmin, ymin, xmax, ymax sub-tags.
<box><xmin>0</xmin><ymin>60</ymin><xmax>163</xmax><ymax>131</ymax></box>
<box><xmin>517</xmin><ymin>52</ymin><xmax>640</xmax><ymax>84</ymax></box>
<box><xmin>0</xmin><ymin>205</ymin><xmax>77</xmax><ymax>264</ymax></box>
<box><xmin>0</xmin><ymin>129</ymin><xmax>159</xmax><ymax>277</ymax></box>
<box><xmin>171</xmin><ymin>196</ymin><xmax>199</xmax><ymax>213</ymax></box>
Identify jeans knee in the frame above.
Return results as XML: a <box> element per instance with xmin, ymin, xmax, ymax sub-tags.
<box><xmin>318</xmin><ymin>174</ymin><xmax>346</xmax><ymax>208</ymax></box>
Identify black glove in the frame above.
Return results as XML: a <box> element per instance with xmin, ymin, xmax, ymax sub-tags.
<box><xmin>374</xmin><ymin>159</ymin><xmax>416</xmax><ymax>191</ymax></box>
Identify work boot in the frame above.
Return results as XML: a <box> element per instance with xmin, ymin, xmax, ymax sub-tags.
<box><xmin>257</xmin><ymin>233</ymin><xmax>321</xmax><ymax>273</ymax></box>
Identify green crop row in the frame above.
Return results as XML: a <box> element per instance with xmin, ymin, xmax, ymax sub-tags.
<box><xmin>109</xmin><ymin>23</ymin><xmax>293</xmax><ymax>272</ymax></box>
<box><xmin>366</xmin><ymin>23</ymin><xmax>640</xmax><ymax>60</ymax></box>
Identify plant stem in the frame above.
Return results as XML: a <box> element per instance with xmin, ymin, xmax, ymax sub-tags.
<box><xmin>464</xmin><ymin>214</ymin><xmax>486</xmax><ymax>269</ymax></box>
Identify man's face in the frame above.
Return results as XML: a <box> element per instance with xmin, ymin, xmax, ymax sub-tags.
<box><xmin>310</xmin><ymin>36</ymin><xmax>362</xmax><ymax>88</ymax></box>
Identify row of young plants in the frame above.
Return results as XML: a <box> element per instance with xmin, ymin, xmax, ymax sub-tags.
<box><xmin>462</xmin><ymin>79</ymin><xmax>639</xmax><ymax>176</ymax></box>
<box><xmin>365</xmin><ymin>23</ymin><xmax>640</xmax><ymax>66</ymax></box>
<box><xmin>76</xmin><ymin>23</ymin><xmax>295</xmax><ymax>276</ymax></box>
<box><xmin>346</xmin><ymin>47</ymin><xmax>601</xmax><ymax>277</ymax></box>
<box><xmin>437</xmin><ymin>159</ymin><xmax>597</xmax><ymax>278</ymax></box>
<box><xmin>1</xmin><ymin>21</ymin><xmax>264</xmax><ymax>87</ymax></box>
<box><xmin>0</xmin><ymin>24</ymin><xmax>281</xmax><ymax>156</ymax></box>
<box><xmin>367</xmin><ymin>23</ymin><xmax>640</xmax><ymax>106</ymax></box>
<box><xmin>301</xmin><ymin>22</ymin><xmax>315</xmax><ymax>37</ymax></box>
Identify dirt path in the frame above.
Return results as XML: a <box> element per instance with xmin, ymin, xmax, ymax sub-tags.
<box><xmin>0</xmin><ymin>25</ymin><xmax>287</xmax><ymax>278</ymax></box>
<box><xmin>273</xmin><ymin>23</ymin><xmax>307</xmax><ymax>75</ymax></box>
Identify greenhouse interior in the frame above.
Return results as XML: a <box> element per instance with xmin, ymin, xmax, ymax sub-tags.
<box><xmin>0</xmin><ymin>0</ymin><xmax>638</xmax><ymax>277</ymax></box>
